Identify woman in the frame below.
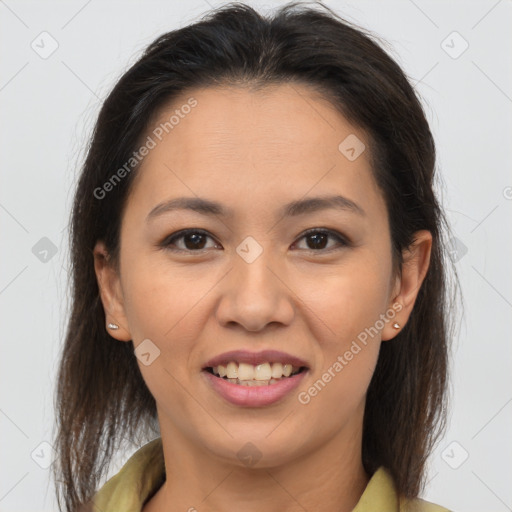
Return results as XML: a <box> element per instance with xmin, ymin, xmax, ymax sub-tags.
<box><xmin>54</xmin><ymin>2</ymin><xmax>459</xmax><ymax>511</ymax></box>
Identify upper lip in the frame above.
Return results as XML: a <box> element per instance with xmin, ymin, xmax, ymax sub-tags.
<box><xmin>203</xmin><ymin>349</ymin><xmax>309</xmax><ymax>369</ymax></box>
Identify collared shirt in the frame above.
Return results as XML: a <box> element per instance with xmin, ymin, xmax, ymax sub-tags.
<box><xmin>91</xmin><ymin>438</ymin><xmax>451</xmax><ymax>512</ymax></box>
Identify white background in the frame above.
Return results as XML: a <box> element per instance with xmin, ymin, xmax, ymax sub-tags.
<box><xmin>1</xmin><ymin>1</ymin><xmax>511</xmax><ymax>511</ymax></box>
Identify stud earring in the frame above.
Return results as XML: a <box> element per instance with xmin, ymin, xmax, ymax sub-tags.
<box><xmin>392</xmin><ymin>322</ymin><xmax>400</xmax><ymax>329</ymax></box>
<box><xmin>107</xmin><ymin>322</ymin><xmax>119</xmax><ymax>330</ymax></box>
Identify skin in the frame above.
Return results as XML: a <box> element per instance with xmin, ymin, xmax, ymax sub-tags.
<box><xmin>94</xmin><ymin>83</ymin><xmax>432</xmax><ymax>512</ymax></box>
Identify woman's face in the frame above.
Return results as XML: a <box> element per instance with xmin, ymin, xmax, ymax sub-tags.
<box><xmin>95</xmin><ymin>83</ymin><xmax>430</xmax><ymax>467</ymax></box>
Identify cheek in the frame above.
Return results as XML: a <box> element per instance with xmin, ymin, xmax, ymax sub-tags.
<box><xmin>297</xmin><ymin>255</ymin><xmax>392</xmax><ymax>350</ymax></box>
<box><xmin>295</xmin><ymin>344</ymin><xmax>379</xmax><ymax>438</ymax></box>
<box><xmin>121</xmin><ymin>256</ymin><xmax>213</xmax><ymax>344</ymax></box>
<box><xmin>294</xmin><ymin>263</ymin><xmax>387</xmax><ymax>418</ymax></box>
<box><xmin>121</xmin><ymin>262</ymin><xmax>207</xmax><ymax>420</ymax></box>
<box><xmin>291</xmin><ymin>254</ymin><xmax>390</xmax><ymax>412</ymax></box>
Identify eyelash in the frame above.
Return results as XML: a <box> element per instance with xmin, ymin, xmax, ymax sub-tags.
<box><xmin>160</xmin><ymin>228</ymin><xmax>350</xmax><ymax>254</ymax></box>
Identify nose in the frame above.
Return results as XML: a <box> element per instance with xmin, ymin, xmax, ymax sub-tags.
<box><xmin>215</xmin><ymin>250</ymin><xmax>295</xmax><ymax>332</ymax></box>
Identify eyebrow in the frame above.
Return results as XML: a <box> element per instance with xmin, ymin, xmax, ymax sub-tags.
<box><xmin>146</xmin><ymin>194</ymin><xmax>366</xmax><ymax>222</ymax></box>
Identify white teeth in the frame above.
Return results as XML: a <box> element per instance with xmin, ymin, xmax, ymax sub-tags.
<box><xmin>239</xmin><ymin>380</ymin><xmax>268</xmax><ymax>386</ymax></box>
<box><xmin>271</xmin><ymin>362</ymin><xmax>283</xmax><ymax>378</ymax></box>
<box><xmin>211</xmin><ymin>361</ymin><xmax>302</xmax><ymax>381</ymax></box>
<box><xmin>227</xmin><ymin>378</ymin><xmax>281</xmax><ymax>386</ymax></box>
<box><xmin>226</xmin><ymin>362</ymin><xmax>238</xmax><ymax>379</ymax></box>
<box><xmin>254</xmin><ymin>363</ymin><xmax>272</xmax><ymax>380</ymax></box>
<box><xmin>238</xmin><ymin>363</ymin><xmax>254</xmax><ymax>380</ymax></box>
<box><xmin>282</xmin><ymin>364</ymin><xmax>292</xmax><ymax>377</ymax></box>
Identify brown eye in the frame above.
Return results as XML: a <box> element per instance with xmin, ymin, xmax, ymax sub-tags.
<box><xmin>162</xmin><ymin>229</ymin><xmax>220</xmax><ymax>252</ymax></box>
<box><xmin>161</xmin><ymin>228</ymin><xmax>349</xmax><ymax>254</ymax></box>
<box><xmin>293</xmin><ymin>229</ymin><xmax>349</xmax><ymax>252</ymax></box>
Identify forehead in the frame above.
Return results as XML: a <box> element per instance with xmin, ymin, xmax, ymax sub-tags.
<box><xmin>147</xmin><ymin>83</ymin><xmax>357</xmax><ymax>165</ymax></box>
<box><xmin>127</xmin><ymin>83</ymin><xmax>386</xmax><ymax>223</ymax></box>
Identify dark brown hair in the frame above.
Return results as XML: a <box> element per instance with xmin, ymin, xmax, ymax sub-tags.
<box><xmin>54</xmin><ymin>2</ymin><xmax>461</xmax><ymax>510</ymax></box>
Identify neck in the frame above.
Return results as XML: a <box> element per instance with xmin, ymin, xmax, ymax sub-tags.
<box><xmin>144</xmin><ymin>412</ymin><xmax>369</xmax><ymax>512</ymax></box>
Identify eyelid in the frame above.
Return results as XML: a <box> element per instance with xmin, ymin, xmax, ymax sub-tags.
<box><xmin>161</xmin><ymin>227</ymin><xmax>350</xmax><ymax>253</ymax></box>
<box><xmin>291</xmin><ymin>227</ymin><xmax>350</xmax><ymax>251</ymax></box>
<box><xmin>161</xmin><ymin>228</ymin><xmax>221</xmax><ymax>252</ymax></box>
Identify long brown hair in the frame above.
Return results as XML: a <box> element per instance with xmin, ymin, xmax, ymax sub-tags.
<box><xmin>53</xmin><ymin>2</ymin><xmax>461</xmax><ymax>510</ymax></box>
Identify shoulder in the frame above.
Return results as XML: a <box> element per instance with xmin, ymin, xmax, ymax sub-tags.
<box><xmin>399</xmin><ymin>496</ymin><xmax>452</xmax><ymax>512</ymax></box>
<box><xmin>89</xmin><ymin>438</ymin><xmax>165</xmax><ymax>512</ymax></box>
<box><xmin>355</xmin><ymin>466</ymin><xmax>451</xmax><ymax>512</ymax></box>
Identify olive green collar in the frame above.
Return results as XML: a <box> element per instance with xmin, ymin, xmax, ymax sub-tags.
<box><xmin>92</xmin><ymin>437</ymin><xmax>448</xmax><ymax>512</ymax></box>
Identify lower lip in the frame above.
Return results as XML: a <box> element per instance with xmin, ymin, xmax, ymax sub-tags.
<box><xmin>202</xmin><ymin>369</ymin><xmax>308</xmax><ymax>407</ymax></box>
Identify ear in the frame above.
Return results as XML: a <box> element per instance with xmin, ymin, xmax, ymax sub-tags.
<box><xmin>381</xmin><ymin>230</ymin><xmax>432</xmax><ymax>341</ymax></box>
<box><xmin>93</xmin><ymin>240</ymin><xmax>132</xmax><ymax>342</ymax></box>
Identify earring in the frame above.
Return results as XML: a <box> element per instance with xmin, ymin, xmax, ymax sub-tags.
<box><xmin>107</xmin><ymin>322</ymin><xmax>119</xmax><ymax>330</ymax></box>
<box><xmin>392</xmin><ymin>322</ymin><xmax>400</xmax><ymax>329</ymax></box>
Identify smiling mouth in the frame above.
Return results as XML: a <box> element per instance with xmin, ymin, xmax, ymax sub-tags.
<box><xmin>204</xmin><ymin>362</ymin><xmax>307</xmax><ymax>386</ymax></box>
